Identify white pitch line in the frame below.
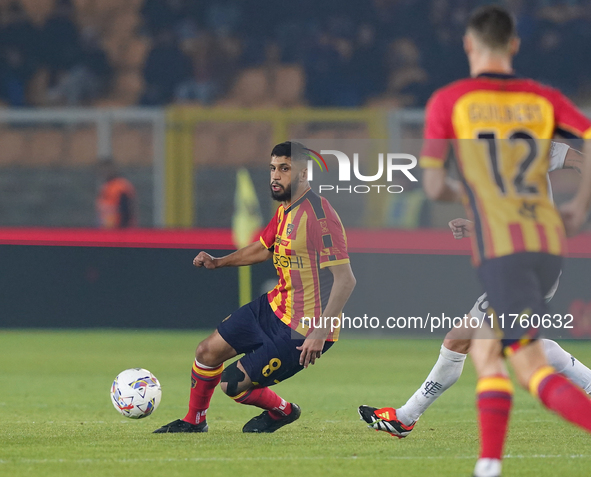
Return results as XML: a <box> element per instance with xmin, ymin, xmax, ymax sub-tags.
<box><xmin>0</xmin><ymin>454</ymin><xmax>589</xmax><ymax>465</ymax></box>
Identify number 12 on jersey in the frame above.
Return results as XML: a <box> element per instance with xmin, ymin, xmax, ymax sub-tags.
<box><xmin>477</xmin><ymin>130</ymin><xmax>541</xmax><ymax>196</ymax></box>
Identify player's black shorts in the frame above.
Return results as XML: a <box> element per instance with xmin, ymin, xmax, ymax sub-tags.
<box><xmin>477</xmin><ymin>252</ymin><xmax>562</xmax><ymax>355</ymax></box>
<box><xmin>217</xmin><ymin>294</ymin><xmax>333</xmax><ymax>388</ymax></box>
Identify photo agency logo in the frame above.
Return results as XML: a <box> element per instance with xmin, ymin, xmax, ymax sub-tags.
<box><xmin>305</xmin><ymin>148</ymin><xmax>419</xmax><ymax>194</ymax></box>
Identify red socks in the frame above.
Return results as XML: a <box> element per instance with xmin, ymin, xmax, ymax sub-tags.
<box><xmin>476</xmin><ymin>366</ymin><xmax>591</xmax><ymax>463</ymax></box>
<box><xmin>476</xmin><ymin>375</ymin><xmax>514</xmax><ymax>460</ymax></box>
<box><xmin>183</xmin><ymin>360</ymin><xmax>223</xmax><ymax>424</ymax></box>
<box><xmin>232</xmin><ymin>387</ymin><xmax>292</xmax><ymax>419</ymax></box>
<box><xmin>530</xmin><ymin>366</ymin><xmax>591</xmax><ymax>432</ymax></box>
<box><xmin>181</xmin><ymin>359</ymin><xmax>291</xmax><ymax>423</ymax></box>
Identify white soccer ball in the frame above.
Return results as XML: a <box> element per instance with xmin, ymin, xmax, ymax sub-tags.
<box><xmin>110</xmin><ymin>368</ymin><xmax>162</xmax><ymax>419</ymax></box>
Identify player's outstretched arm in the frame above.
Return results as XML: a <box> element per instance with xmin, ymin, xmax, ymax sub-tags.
<box><xmin>560</xmin><ymin>141</ymin><xmax>591</xmax><ymax>236</ymax></box>
<box><xmin>193</xmin><ymin>241</ymin><xmax>272</xmax><ymax>269</ymax></box>
<box><xmin>448</xmin><ymin>218</ymin><xmax>473</xmax><ymax>239</ymax></box>
<box><xmin>297</xmin><ymin>263</ymin><xmax>356</xmax><ymax>368</ymax></box>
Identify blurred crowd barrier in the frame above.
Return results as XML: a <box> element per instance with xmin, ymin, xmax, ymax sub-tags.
<box><xmin>0</xmin><ymin>106</ymin><xmax>587</xmax><ymax>229</ymax></box>
<box><xmin>1</xmin><ymin>234</ymin><xmax>590</xmax><ymax>333</ymax></box>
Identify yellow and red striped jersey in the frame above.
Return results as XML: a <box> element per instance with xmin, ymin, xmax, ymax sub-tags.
<box><xmin>420</xmin><ymin>73</ymin><xmax>591</xmax><ymax>265</ymax></box>
<box><xmin>259</xmin><ymin>189</ymin><xmax>349</xmax><ymax>340</ymax></box>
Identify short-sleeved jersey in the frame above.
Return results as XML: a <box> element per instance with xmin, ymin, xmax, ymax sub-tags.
<box><xmin>420</xmin><ymin>73</ymin><xmax>591</xmax><ymax>265</ymax></box>
<box><xmin>259</xmin><ymin>189</ymin><xmax>349</xmax><ymax>340</ymax></box>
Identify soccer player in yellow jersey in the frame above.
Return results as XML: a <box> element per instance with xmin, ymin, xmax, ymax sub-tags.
<box><xmin>154</xmin><ymin>141</ymin><xmax>355</xmax><ymax>434</ymax></box>
<box><xmin>366</xmin><ymin>6</ymin><xmax>591</xmax><ymax>477</ymax></box>
<box><xmin>422</xmin><ymin>7</ymin><xmax>591</xmax><ymax>477</ymax></box>
<box><xmin>360</xmin><ymin>145</ymin><xmax>591</xmax><ymax>443</ymax></box>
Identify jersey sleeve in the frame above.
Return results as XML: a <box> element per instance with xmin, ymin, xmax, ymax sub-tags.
<box><xmin>550</xmin><ymin>89</ymin><xmax>591</xmax><ymax>139</ymax></box>
<box><xmin>309</xmin><ymin>202</ymin><xmax>349</xmax><ymax>269</ymax></box>
<box><xmin>419</xmin><ymin>90</ymin><xmax>453</xmax><ymax>169</ymax></box>
<box><xmin>548</xmin><ymin>141</ymin><xmax>569</xmax><ymax>172</ymax></box>
<box><xmin>259</xmin><ymin>208</ymin><xmax>279</xmax><ymax>250</ymax></box>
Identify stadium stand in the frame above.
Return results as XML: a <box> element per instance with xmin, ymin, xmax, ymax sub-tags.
<box><xmin>0</xmin><ymin>0</ymin><xmax>590</xmax><ymax>109</ymax></box>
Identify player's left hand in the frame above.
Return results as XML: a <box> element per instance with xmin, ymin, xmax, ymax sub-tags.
<box><xmin>297</xmin><ymin>332</ymin><xmax>326</xmax><ymax>368</ymax></box>
<box><xmin>560</xmin><ymin>200</ymin><xmax>588</xmax><ymax>237</ymax></box>
<box><xmin>448</xmin><ymin>218</ymin><xmax>473</xmax><ymax>239</ymax></box>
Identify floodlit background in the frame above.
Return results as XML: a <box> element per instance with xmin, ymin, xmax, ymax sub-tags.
<box><xmin>2</xmin><ymin>2</ymin><xmax>591</xmax><ymax>476</ymax></box>
<box><xmin>0</xmin><ymin>0</ymin><xmax>588</xmax><ymax>228</ymax></box>
<box><xmin>0</xmin><ymin>0</ymin><xmax>589</xmax><ymax>330</ymax></box>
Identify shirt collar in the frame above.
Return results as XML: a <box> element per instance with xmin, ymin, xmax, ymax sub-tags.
<box><xmin>476</xmin><ymin>72</ymin><xmax>517</xmax><ymax>80</ymax></box>
<box><xmin>284</xmin><ymin>187</ymin><xmax>311</xmax><ymax>213</ymax></box>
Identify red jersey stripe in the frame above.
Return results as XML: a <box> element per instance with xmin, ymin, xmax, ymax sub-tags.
<box><xmin>509</xmin><ymin>223</ymin><xmax>525</xmax><ymax>253</ymax></box>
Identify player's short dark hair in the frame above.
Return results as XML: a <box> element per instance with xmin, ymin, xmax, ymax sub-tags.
<box><xmin>271</xmin><ymin>141</ymin><xmax>308</xmax><ymax>162</ymax></box>
<box><xmin>467</xmin><ymin>5</ymin><xmax>516</xmax><ymax>50</ymax></box>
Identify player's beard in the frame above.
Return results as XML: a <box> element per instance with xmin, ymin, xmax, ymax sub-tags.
<box><xmin>270</xmin><ymin>181</ymin><xmax>292</xmax><ymax>202</ymax></box>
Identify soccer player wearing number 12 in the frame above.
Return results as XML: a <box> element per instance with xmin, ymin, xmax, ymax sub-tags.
<box><xmin>359</xmin><ymin>144</ymin><xmax>591</xmax><ymax>439</ymax></box>
<box><xmin>154</xmin><ymin>141</ymin><xmax>355</xmax><ymax>434</ymax></box>
<box><xmin>417</xmin><ymin>6</ymin><xmax>591</xmax><ymax>477</ymax></box>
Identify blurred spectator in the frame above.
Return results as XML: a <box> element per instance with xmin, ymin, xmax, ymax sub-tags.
<box><xmin>1</xmin><ymin>0</ymin><xmax>591</xmax><ymax>108</ymax></box>
<box><xmin>40</xmin><ymin>0</ymin><xmax>81</xmax><ymax>85</ymax></box>
<box><xmin>420</xmin><ymin>0</ymin><xmax>469</xmax><ymax>88</ymax></box>
<box><xmin>0</xmin><ymin>46</ymin><xmax>35</xmax><ymax>106</ymax></box>
<box><xmin>175</xmin><ymin>33</ymin><xmax>225</xmax><ymax>104</ymax></box>
<box><xmin>0</xmin><ymin>1</ymin><xmax>40</xmax><ymax>105</ymax></box>
<box><xmin>46</xmin><ymin>28</ymin><xmax>112</xmax><ymax>105</ymax></box>
<box><xmin>383</xmin><ymin>38</ymin><xmax>431</xmax><ymax>107</ymax></box>
<box><xmin>175</xmin><ymin>34</ymin><xmax>242</xmax><ymax>105</ymax></box>
<box><xmin>1</xmin><ymin>1</ymin><xmax>40</xmax><ymax>68</ymax></box>
<box><xmin>141</xmin><ymin>30</ymin><xmax>193</xmax><ymax>105</ymax></box>
<box><xmin>304</xmin><ymin>32</ymin><xmax>358</xmax><ymax>107</ymax></box>
<box><xmin>96</xmin><ymin>158</ymin><xmax>137</xmax><ymax>229</ymax></box>
<box><xmin>140</xmin><ymin>0</ymin><xmax>177</xmax><ymax>36</ymax></box>
<box><xmin>206</xmin><ymin>0</ymin><xmax>242</xmax><ymax>36</ymax></box>
<box><xmin>516</xmin><ymin>21</ymin><xmax>576</xmax><ymax>96</ymax></box>
<box><xmin>348</xmin><ymin>24</ymin><xmax>385</xmax><ymax>104</ymax></box>
<box><xmin>508</xmin><ymin>0</ymin><xmax>537</xmax><ymax>42</ymax></box>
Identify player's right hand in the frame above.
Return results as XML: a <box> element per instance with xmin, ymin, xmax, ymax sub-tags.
<box><xmin>193</xmin><ymin>251</ymin><xmax>217</xmax><ymax>269</ymax></box>
<box><xmin>448</xmin><ymin>218</ymin><xmax>473</xmax><ymax>239</ymax></box>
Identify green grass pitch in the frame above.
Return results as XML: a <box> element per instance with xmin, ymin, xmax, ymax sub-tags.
<box><xmin>1</xmin><ymin>330</ymin><xmax>590</xmax><ymax>477</ymax></box>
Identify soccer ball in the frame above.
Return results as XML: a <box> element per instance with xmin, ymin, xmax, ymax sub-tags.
<box><xmin>110</xmin><ymin>368</ymin><xmax>162</xmax><ymax>419</ymax></box>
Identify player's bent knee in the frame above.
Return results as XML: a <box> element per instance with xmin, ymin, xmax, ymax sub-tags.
<box><xmin>195</xmin><ymin>340</ymin><xmax>211</xmax><ymax>363</ymax></box>
<box><xmin>195</xmin><ymin>339</ymin><xmax>223</xmax><ymax>368</ymax></box>
<box><xmin>220</xmin><ymin>361</ymin><xmax>246</xmax><ymax>396</ymax></box>
<box><xmin>195</xmin><ymin>332</ymin><xmax>230</xmax><ymax>367</ymax></box>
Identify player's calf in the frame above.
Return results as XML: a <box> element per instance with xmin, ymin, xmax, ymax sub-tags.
<box><xmin>526</xmin><ymin>357</ymin><xmax>591</xmax><ymax>434</ymax></box>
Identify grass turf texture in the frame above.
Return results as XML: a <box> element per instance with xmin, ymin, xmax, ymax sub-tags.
<box><xmin>1</xmin><ymin>331</ymin><xmax>590</xmax><ymax>477</ymax></box>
